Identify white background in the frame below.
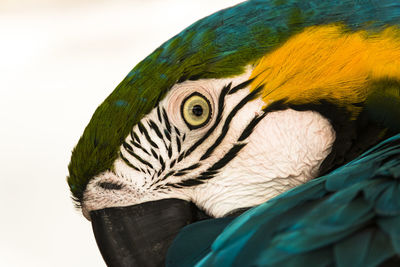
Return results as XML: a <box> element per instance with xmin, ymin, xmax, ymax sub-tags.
<box><xmin>0</xmin><ymin>0</ymin><xmax>243</xmax><ymax>266</ymax></box>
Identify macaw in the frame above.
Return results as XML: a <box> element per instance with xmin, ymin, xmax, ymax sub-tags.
<box><xmin>67</xmin><ymin>0</ymin><xmax>400</xmax><ymax>266</ymax></box>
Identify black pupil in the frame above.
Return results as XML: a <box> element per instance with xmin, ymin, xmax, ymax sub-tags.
<box><xmin>192</xmin><ymin>105</ymin><xmax>203</xmax><ymax>116</ymax></box>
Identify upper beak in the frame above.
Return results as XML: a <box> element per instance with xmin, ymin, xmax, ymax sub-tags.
<box><xmin>90</xmin><ymin>198</ymin><xmax>210</xmax><ymax>267</ymax></box>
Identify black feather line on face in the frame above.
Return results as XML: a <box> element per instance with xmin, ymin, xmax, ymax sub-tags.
<box><xmin>131</xmin><ymin>130</ymin><xmax>141</xmax><ymax>144</ymax></box>
<box><xmin>139</xmin><ymin>121</ymin><xmax>159</xmax><ymax>149</ymax></box>
<box><xmin>162</xmin><ymin>108</ymin><xmax>172</xmax><ymax>133</ymax></box>
<box><xmin>98</xmin><ymin>182</ymin><xmax>124</xmax><ymax>190</ymax></box>
<box><xmin>119</xmin><ymin>152</ymin><xmax>140</xmax><ymax>172</ymax></box>
<box><xmin>199</xmin><ymin>85</ymin><xmax>263</xmax><ymax>161</ymax></box>
<box><xmin>228</xmin><ymin>78</ymin><xmax>255</xmax><ymax>95</ymax></box>
<box><xmin>238</xmin><ymin>112</ymin><xmax>268</xmax><ymax>141</ymax></box>
<box><xmin>177</xmin><ymin>179</ymin><xmax>204</xmax><ymax>187</ymax></box>
<box><xmin>176</xmin><ymin>136</ymin><xmax>182</xmax><ymax>153</ymax></box>
<box><xmin>177</xmin><ymin>153</ymin><xmax>185</xmax><ymax>162</ymax></box>
<box><xmin>180</xmin><ymin>163</ymin><xmax>201</xmax><ymax>172</ymax></box>
<box><xmin>173</xmin><ymin>171</ymin><xmax>187</xmax><ymax>177</ymax></box>
<box><xmin>159</xmin><ymin>156</ymin><xmax>166</xmax><ymax>171</ymax></box>
<box><xmin>148</xmin><ymin>119</ymin><xmax>163</xmax><ymax>139</ymax></box>
<box><xmin>122</xmin><ymin>143</ymin><xmax>153</xmax><ymax>169</ymax></box>
<box><xmin>157</xmin><ymin>106</ymin><xmax>162</xmax><ymax>123</ymax></box>
<box><xmin>167</xmin><ymin>145</ymin><xmax>173</xmax><ymax>158</ymax></box>
<box><xmin>160</xmin><ymin>171</ymin><xmax>175</xmax><ymax>181</ymax></box>
<box><xmin>164</xmin><ymin>129</ymin><xmax>171</xmax><ymax>142</ymax></box>
<box><xmin>169</xmin><ymin>159</ymin><xmax>177</xmax><ymax>168</ymax></box>
<box><xmin>150</xmin><ymin>148</ymin><xmax>158</xmax><ymax>159</ymax></box>
<box><xmin>129</xmin><ymin>140</ymin><xmax>150</xmax><ymax>156</ymax></box>
<box><xmin>174</xmin><ymin>126</ymin><xmax>181</xmax><ymax>136</ymax></box>
<box><xmin>122</xmin><ymin>141</ymin><xmax>134</xmax><ymax>151</ymax></box>
<box><xmin>205</xmin><ymin>143</ymin><xmax>247</xmax><ymax>172</ymax></box>
<box><xmin>178</xmin><ymin>143</ymin><xmax>247</xmax><ymax>186</ymax></box>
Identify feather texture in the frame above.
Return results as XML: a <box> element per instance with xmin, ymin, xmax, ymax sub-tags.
<box><xmin>167</xmin><ymin>134</ymin><xmax>400</xmax><ymax>267</ymax></box>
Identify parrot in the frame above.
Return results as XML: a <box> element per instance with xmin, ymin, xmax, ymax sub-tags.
<box><xmin>67</xmin><ymin>0</ymin><xmax>400</xmax><ymax>266</ymax></box>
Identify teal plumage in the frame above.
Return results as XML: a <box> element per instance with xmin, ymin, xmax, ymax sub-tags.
<box><xmin>67</xmin><ymin>0</ymin><xmax>400</xmax><ymax>203</ymax></box>
<box><xmin>167</xmin><ymin>134</ymin><xmax>400</xmax><ymax>266</ymax></box>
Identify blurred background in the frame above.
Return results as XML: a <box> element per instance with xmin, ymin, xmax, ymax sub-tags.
<box><xmin>0</xmin><ymin>0</ymin><xmax>243</xmax><ymax>266</ymax></box>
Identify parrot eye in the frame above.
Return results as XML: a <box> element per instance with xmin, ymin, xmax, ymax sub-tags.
<box><xmin>181</xmin><ymin>92</ymin><xmax>211</xmax><ymax>129</ymax></box>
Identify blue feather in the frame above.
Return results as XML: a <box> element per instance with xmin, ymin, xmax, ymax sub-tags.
<box><xmin>333</xmin><ymin>228</ymin><xmax>373</xmax><ymax>267</ymax></box>
<box><xmin>165</xmin><ymin>217</ymin><xmax>236</xmax><ymax>267</ymax></box>
<box><xmin>167</xmin><ymin>134</ymin><xmax>400</xmax><ymax>266</ymax></box>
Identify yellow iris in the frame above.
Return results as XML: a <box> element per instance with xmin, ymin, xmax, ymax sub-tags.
<box><xmin>181</xmin><ymin>93</ymin><xmax>211</xmax><ymax>129</ymax></box>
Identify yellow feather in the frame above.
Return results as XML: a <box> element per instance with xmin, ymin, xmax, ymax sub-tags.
<box><xmin>250</xmin><ymin>25</ymin><xmax>400</xmax><ymax>119</ymax></box>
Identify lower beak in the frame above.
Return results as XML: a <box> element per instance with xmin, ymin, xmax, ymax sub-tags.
<box><xmin>90</xmin><ymin>198</ymin><xmax>209</xmax><ymax>267</ymax></box>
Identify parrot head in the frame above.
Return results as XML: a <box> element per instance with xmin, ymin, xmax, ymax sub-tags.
<box><xmin>68</xmin><ymin>0</ymin><xmax>400</xmax><ymax>266</ymax></box>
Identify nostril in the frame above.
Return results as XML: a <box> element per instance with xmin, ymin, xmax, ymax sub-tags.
<box><xmin>97</xmin><ymin>182</ymin><xmax>124</xmax><ymax>190</ymax></box>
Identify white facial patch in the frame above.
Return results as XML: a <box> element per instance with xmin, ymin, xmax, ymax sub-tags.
<box><xmin>82</xmin><ymin>67</ymin><xmax>335</xmax><ymax>219</ymax></box>
<box><xmin>192</xmin><ymin>108</ymin><xmax>335</xmax><ymax>217</ymax></box>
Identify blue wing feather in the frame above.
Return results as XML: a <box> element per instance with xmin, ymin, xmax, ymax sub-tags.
<box><xmin>167</xmin><ymin>134</ymin><xmax>400</xmax><ymax>266</ymax></box>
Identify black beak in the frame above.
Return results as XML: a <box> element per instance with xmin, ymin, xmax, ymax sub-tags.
<box><xmin>90</xmin><ymin>198</ymin><xmax>210</xmax><ymax>267</ymax></box>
